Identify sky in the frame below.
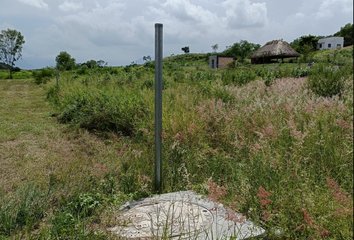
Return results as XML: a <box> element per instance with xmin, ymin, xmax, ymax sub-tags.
<box><xmin>1</xmin><ymin>0</ymin><xmax>353</xmax><ymax>69</ymax></box>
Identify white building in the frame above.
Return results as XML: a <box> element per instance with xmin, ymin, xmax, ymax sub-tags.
<box><xmin>317</xmin><ymin>37</ymin><xmax>344</xmax><ymax>50</ymax></box>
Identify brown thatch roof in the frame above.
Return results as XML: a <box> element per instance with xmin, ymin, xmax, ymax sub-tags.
<box><xmin>249</xmin><ymin>40</ymin><xmax>300</xmax><ymax>59</ymax></box>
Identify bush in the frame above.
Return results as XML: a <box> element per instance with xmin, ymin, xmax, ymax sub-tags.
<box><xmin>76</xmin><ymin>65</ymin><xmax>88</xmax><ymax>75</ymax></box>
<box><xmin>307</xmin><ymin>64</ymin><xmax>346</xmax><ymax>97</ymax></box>
<box><xmin>33</xmin><ymin>67</ymin><xmax>55</xmax><ymax>84</ymax></box>
<box><xmin>291</xmin><ymin>67</ymin><xmax>311</xmax><ymax>78</ymax></box>
<box><xmin>57</xmin><ymin>89</ymin><xmax>149</xmax><ymax>136</ymax></box>
<box><xmin>12</xmin><ymin>67</ymin><xmax>21</xmax><ymax>72</ymax></box>
<box><xmin>227</xmin><ymin>60</ymin><xmax>236</xmax><ymax>69</ymax></box>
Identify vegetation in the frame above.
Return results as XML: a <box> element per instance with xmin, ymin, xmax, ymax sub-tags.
<box><xmin>32</xmin><ymin>67</ymin><xmax>56</xmax><ymax>84</ymax></box>
<box><xmin>0</xmin><ymin>69</ymin><xmax>32</xmax><ymax>79</ymax></box>
<box><xmin>181</xmin><ymin>46</ymin><xmax>190</xmax><ymax>54</ymax></box>
<box><xmin>290</xmin><ymin>23</ymin><xmax>354</xmax><ymax>52</ymax></box>
<box><xmin>1</xmin><ymin>49</ymin><xmax>352</xmax><ymax>239</ymax></box>
<box><xmin>223</xmin><ymin>40</ymin><xmax>260</xmax><ymax>63</ymax></box>
<box><xmin>55</xmin><ymin>51</ymin><xmax>76</xmax><ymax>71</ymax></box>
<box><xmin>0</xmin><ymin>29</ymin><xmax>25</xmax><ymax>79</ymax></box>
<box><xmin>290</xmin><ymin>35</ymin><xmax>320</xmax><ymax>54</ymax></box>
<box><xmin>334</xmin><ymin>23</ymin><xmax>354</xmax><ymax>47</ymax></box>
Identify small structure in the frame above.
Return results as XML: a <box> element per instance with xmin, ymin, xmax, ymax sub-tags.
<box><xmin>108</xmin><ymin>191</ymin><xmax>265</xmax><ymax>239</ymax></box>
<box><xmin>317</xmin><ymin>37</ymin><xmax>344</xmax><ymax>50</ymax></box>
<box><xmin>249</xmin><ymin>40</ymin><xmax>300</xmax><ymax>64</ymax></box>
<box><xmin>209</xmin><ymin>55</ymin><xmax>234</xmax><ymax>69</ymax></box>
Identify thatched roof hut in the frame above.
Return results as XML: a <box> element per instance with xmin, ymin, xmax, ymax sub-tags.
<box><xmin>249</xmin><ymin>40</ymin><xmax>300</xmax><ymax>64</ymax></box>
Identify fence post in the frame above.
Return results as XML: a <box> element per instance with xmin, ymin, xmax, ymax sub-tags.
<box><xmin>155</xmin><ymin>23</ymin><xmax>163</xmax><ymax>191</ymax></box>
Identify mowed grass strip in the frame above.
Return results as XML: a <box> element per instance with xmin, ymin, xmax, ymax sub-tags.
<box><xmin>0</xmin><ymin>79</ymin><xmax>120</xmax><ymax>195</ymax></box>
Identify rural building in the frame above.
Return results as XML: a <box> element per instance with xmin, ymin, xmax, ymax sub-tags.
<box><xmin>209</xmin><ymin>55</ymin><xmax>235</xmax><ymax>69</ymax></box>
<box><xmin>317</xmin><ymin>37</ymin><xmax>344</xmax><ymax>50</ymax></box>
<box><xmin>249</xmin><ymin>40</ymin><xmax>300</xmax><ymax>64</ymax></box>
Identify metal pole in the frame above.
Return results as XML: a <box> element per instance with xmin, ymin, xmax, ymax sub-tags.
<box><xmin>155</xmin><ymin>23</ymin><xmax>163</xmax><ymax>191</ymax></box>
<box><xmin>56</xmin><ymin>67</ymin><xmax>59</xmax><ymax>89</ymax></box>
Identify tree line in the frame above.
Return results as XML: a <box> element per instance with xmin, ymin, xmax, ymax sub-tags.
<box><xmin>0</xmin><ymin>23</ymin><xmax>353</xmax><ymax>78</ymax></box>
<box><xmin>289</xmin><ymin>23</ymin><xmax>353</xmax><ymax>53</ymax></box>
<box><xmin>55</xmin><ymin>51</ymin><xmax>107</xmax><ymax>71</ymax></box>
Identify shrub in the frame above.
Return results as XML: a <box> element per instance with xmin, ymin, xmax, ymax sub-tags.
<box><xmin>291</xmin><ymin>67</ymin><xmax>311</xmax><ymax>78</ymax></box>
<box><xmin>76</xmin><ymin>65</ymin><xmax>88</xmax><ymax>75</ymax></box>
<box><xmin>57</xmin><ymin>89</ymin><xmax>149</xmax><ymax>136</ymax></box>
<box><xmin>33</xmin><ymin>67</ymin><xmax>55</xmax><ymax>84</ymax></box>
<box><xmin>227</xmin><ymin>60</ymin><xmax>236</xmax><ymax>69</ymax></box>
<box><xmin>307</xmin><ymin>64</ymin><xmax>346</xmax><ymax>98</ymax></box>
<box><xmin>12</xmin><ymin>67</ymin><xmax>21</xmax><ymax>72</ymax></box>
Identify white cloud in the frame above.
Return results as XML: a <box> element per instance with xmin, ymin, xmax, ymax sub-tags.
<box><xmin>56</xmin><ymin>2</ymin><xmax>143</xmax><ymax>47</ymax></box>
<box><xmin>295</xmin><ymin>12</ymin><xmax>305</xmax><ymax>18</ymax></box>
<box><xmin>312</xmin><ymin>0</ymin><xmax>353</xmax><ymax>20</ymax></box>
<box><xmin>59</xmin><ymin>1</ymin><xmax>83</xmax><ymax>12</ymax></box>
<box><xmin>162</xmin><ymin>0</ymin><xmax>218</xmax><ymax>24</ymax></box>
<box><xmin>3</xmin><ymin>0</ymin><xmax>352</xmax><ymax>69</ymax></box>
<box><xmin>221</xmin><ymin>0</ymin><xmax>268</xmax><ymax>28</ymax></box>
<box><xmin>17</xmin><ymin>0</ymin><xmax>48</xmax><ymax>9</ymax></box>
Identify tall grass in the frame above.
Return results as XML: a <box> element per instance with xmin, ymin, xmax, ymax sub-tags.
<box><xmin>42</xmin><ymin>63</ymin><xmax>354</xmax><ymax>238</ymax></box>
<box><xmin>1</xmin><ymin>62</ymin><xmax>352</xmax><ymax>239</ymax></box>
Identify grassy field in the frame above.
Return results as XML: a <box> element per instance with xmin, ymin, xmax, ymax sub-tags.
<box><xmin>0</xmin><ymin>70</ymin><xmax>34</xmax><ymax>80</ymax></box>
<box><xmin>0</xmin><ymin>52</ymin><xmax>353</xmax><ymax>239</ymax></box>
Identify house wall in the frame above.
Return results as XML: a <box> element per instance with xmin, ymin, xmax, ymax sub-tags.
<box><xmin>209</xmin><ymin>56</ymin><xmax>234</xmax><ymax>69</ymax></box>
<box><xmin>218</xmin><ymin>57</ymin><xmax>234</xmax><ymax>68</ymax></box>
<box><xmin>317</xmin><ymin>37</ymin><xmax>344</xmax><ymax>50</ymax></box>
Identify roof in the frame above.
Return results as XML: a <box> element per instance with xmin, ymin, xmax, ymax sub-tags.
<box><xmin>249</xmin><ymin>40</ymin><xmax>300</xmax><ymax>59</ymax></box>
<box><xmin>318</xmin><ymin>36</ymin><xmax>344</xmax><ymax>41</ymax></box>
<box><xmin>209</xmin><ymin>55</ymin><xmax>235</xmax><ymax>58</ymax></box>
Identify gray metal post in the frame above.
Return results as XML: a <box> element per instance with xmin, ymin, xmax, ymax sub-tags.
<box><xmin>56</xmin><ymin>67</ymin><xmax>59</xmax><ymax>89</ymax></box>
<box><xmin>155</xmin><ymin>23</ymin><xmax>163</xmax><ymax>191</ymax></box>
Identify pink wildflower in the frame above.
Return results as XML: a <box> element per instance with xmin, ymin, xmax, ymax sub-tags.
<box><xmin>207</xmin><ymin>181</ymin><xmax>228</xmax><ymax>203</ymax></box>
<box><xmin>257</xmin><ymin>186</ymin><xmax>273</xmax><ymax>207</ymax></box>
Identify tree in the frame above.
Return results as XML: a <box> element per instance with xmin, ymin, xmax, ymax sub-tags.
<box><xmin>298</xmin><ymin>35</ymin><xmax>319</xmax><ymax>52</ymax></box>
<box><xmin>290</xmin><ymin>35</ymin><xmax>319</xmax><ymax>53</ymax></box>
<box><xmin>97</xmin><ymin>60</ymin><xmax>107</xmax><ymax>68</ymax></box>
<box><xmin>55</xmin><ymin>51</ymin><xmax>76</xmax><ymax>71</ymax></box>
<box><xmin>211</xmin><ymin>44</ymin><xmax>218</xmax><ymax>53</ymax></box>
<box><xmin>0</xmin><ymin>29</ymin><xmax>25</xmax><ymax>79</ymax></box>
<box><xmin>301</xmin><ymin>44</ymin><xmax>315</xmax><ymax>63</ymax></box>
<box><xmin>223</xmin><ymin>40</ymin><xmax>260</xmax><ymax>63</ymax></box>
<box><xmin>143</xmin><ymin>55</ymin><xmax>151</xmax><ymax>62</ymax></box>
<box><xmin>181</xmin><ymin>46</ymin><xmax>190</xmax><ymax>54</ymax></box>
<box><xmin>334</xmin><ymin>23</ymin><xmax>353</xmax><ymax>47</ymax></box>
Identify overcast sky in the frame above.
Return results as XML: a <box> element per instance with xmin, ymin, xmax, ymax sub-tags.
<box><xmin>1</xmin><ymin>0</ymin><xmax>353</xmax><ymax>69</ymax></box>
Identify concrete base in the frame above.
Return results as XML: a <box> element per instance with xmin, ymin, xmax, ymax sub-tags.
<box><xmin>108</xmin><ymin>191</ymin><xmax>265</xmax><ymax>239</ymax></box>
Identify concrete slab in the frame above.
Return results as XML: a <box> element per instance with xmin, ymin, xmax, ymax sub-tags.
<box><xmin>108</xmin><ymin>191</ymin><xmax>265</xmax><ymax>239</ymax></box>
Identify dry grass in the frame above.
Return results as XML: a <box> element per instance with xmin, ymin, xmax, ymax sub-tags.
<box><xmin>0</xmin><ymin>79</ymin><xmax>120</xmax><ymax>195</ymax></box>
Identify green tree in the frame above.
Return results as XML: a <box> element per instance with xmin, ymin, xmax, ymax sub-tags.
<box><xmin>143</xmin><ymin>55</ymin><xmax>151</xmax><ymax>62</ymax></box>
<box><xmin>97</xmin><ymin>60</ymin><xmax>107</xmax><ymax>67</ymax></box>
<box><xmin>223</xmin><ymin>40</ymin><xmax>260</xmax><ymax>63</ymax></box>
<box><xmin>211</xmin><ymin>44</ymin><xmax>219</xmax><ymax>53</ymax></box>
<box><xmin>55</xmin><ymin>51</ymin><xmax>76</xmax><ymax>71</ymax></box>
<box><xmin>334</xmin><ymin>23</ymin><xmax>353</xmax><ymax>47</ymax></box>
<box><xmin>0</xmin><ymin>29</ymin><xmax>25</xmax><ymax>79</ymax></box>
<box><xmin>289</xmin><ymin>38</ymin><xmax>301</xmax><ymax>53</ymax></box>
<box><xmin>301</xmin><ymin>44</ymin><xmax>315</xmax><ymax>63</ymax></box>
<box><xmin>181</xmin><ymin>46</ymin><xmax>190</xmax><ymax>54</ymax></box>
<box><xmin>299</xmin><ymin>35</ymin><xmax>319</xmax><ymax>52</ymax></box>
<box><xmin>290</xmin><ymin>35</ymin><xmax>319</xmax><ymax>53</ymax></box>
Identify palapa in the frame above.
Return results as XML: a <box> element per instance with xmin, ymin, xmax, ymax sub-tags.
<box><xmin>249</xmin><ymin>40</ymin><xmax>300</xmax><ymax>64</ymax></box>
